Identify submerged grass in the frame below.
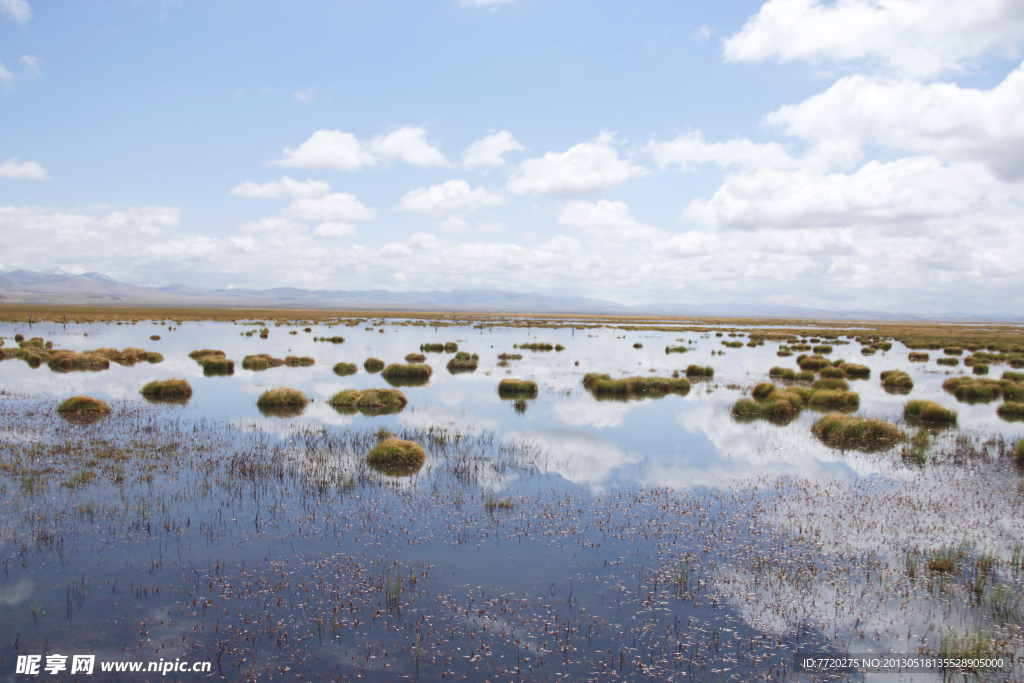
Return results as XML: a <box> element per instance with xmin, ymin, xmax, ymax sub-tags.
<box><xmin>811</xmin><ymin>414</ymin><xmax>906</xmax><ymax>450</ymax></box>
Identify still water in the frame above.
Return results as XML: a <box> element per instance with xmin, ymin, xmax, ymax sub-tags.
<box><xmin>1</xmin><ymin>318</ymin><xmax>1022</xmax><ymax>681</ymax></box>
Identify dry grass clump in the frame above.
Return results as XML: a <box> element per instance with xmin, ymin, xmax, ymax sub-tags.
<box><xmin>769</xmin><ymin>367</ymin><xmax>796</xmax><ymax>380</ymax></box>
<box><xmin>420</xmin><ymin>343</ymin><xmax>444</xmax><ymax>353</ymax></box>
<box><xmin>908</xmin><ymin>352</ymin><xmax>929</xmax><ymax>362</ymax></box>
<box><xmin>256</xmin><ymin>388</ymin><xmax>308</xmax><ymax>417</ymax></box>
<box><xmin>819</xmin><ymin>367</ymin><xmax>845</xmax><ymax>379</ymax></box>
<box><xmin>582</xmin><ymin>373</ymin><xmax>690</xmax><ymax>398</ymax></box>
<box><xmin>190</xmin><ymin>349</ymin><xmax>234</xmax><ymax>375</ymax></box>
<box><xmin>812</xmin><ymin>344</ymin><xmax>832</xmax><ymax>354</ymax></box>
<box><xmin>997</xmin><ymin>401</ymin><xmax>1024</xmax><ymax>421</ymax></box>
<box><xmin>944</xmin><ymin>346</ymin><xmax>963</xmax><ymax>355</ymax></box>
<box><xmin>328</xmin><ymin>388</ymin><xmax>407</xmax><ymax>415</ymax></box>
<box><xmin>444</xmin><ymin>342</ymin><xmax>458</xmax><ymax>352</ymax></box>
<box><xmin>364</xmin><ymin>357</ymin><xmax>385</xmax><ymax>373</ymax></box>
<box><xmin>880</xmin><ymin>370</ymin><xmax>914</xmax><ymax>394</ymax></box>
<box><xmin>752</xmin><ymin>382</ymin><xmax>776</xmax><ymax>399</ymax></box>
<box><xmin>497</xmin><ymin>353</ymin><xmax>522</xmax><ymax>361</ymax></box>
<box><xmin>381</xmin><ymin>363</ymin><xmax>433</xmax><ymax>386</ymax></box>
<box><xmin>685</xmin><ymin>364</ymin><xmax>714</xmax><ymax>378</ymax></box>
<box><xmin>242</xmin><ymin>353</ymin><xmax>285</xmax><ymax>371</ymax></box>
<box><xmin>332</xmin><ymin>362</ymin><xmax>357</xmax><ymax>376</ymax></box>
<box><xmin>936</xmin><ymin>357</ymin><xmax>959</xmax><ymax>366</ymax></box>
<box><xmin>366</xmin><ymin>437</ymin><xmax>426</xmax><ymax>476</ymax></box>
<box><xmin>795</xmin><ymin>370</ymin><xmax>815</xmax><ymax>382</ymax></box>
<box><xmin>633</xmin><ymin>342</ymin><xmax>643</xmax><ymax>348</ymax></box>
<box><xmin>812</xmin><ymin>414</ymin><xmax>906</xmax><ymax>450</ymax></box>
<box><xmin>314</xmin><ymin>336</ymin><xmax>345</xmax><ymax>343</ymax></box>
<box><xmin>149</xmin><ymin>335</ymin><xmax>161</xmax><ymax>341</ymax></box>
<box><xmin>57</xmin><ymin>395</ymin><xmax>111</xmax><ymax>416</ymax></box>
<box><xmin>404</xmin><ymin>353</ymin><xmax>426</xmax><ymax>363</ymax></box>
<box><xmin>46</xmin><ymin>350</ymin><xmax>111</xmax><ymax>372</ymax></box>
<box><xmin>905</xmin><ymin>399</ymin><xmax>957</xmax><ymax>423</ymax></box>
<box><xmin>860</xmin><ymin>346</ymin><xmax>876</xmax><ymax>356</ymax></box>
<box><xmin>498</xmin><ymin>378</ymin><xmax>538</xmax><ymax>397</ymax></box>
<box><xmin>665</xmin><ymin>345</ymin><xmax>689</xmax><ymax>354</ymax></box>
<box><xmin>516</xmin><ymin>342</ymin><xmax>554</xmax><ymax>351</ymax></box>
<box><xmin>777</xmin><ymin>348</ymin><xmax>793</xmax><ymax>357</ymax></box>
<box><xmin>843</xmin><ymin>363</ymin><xmax>870</xmax><ymax>378</ymax></box>
<box><xmin>972</xmin><ymin>364</ymin><xmax>989</xmax><ymax>375</ymax></box>
<box><xmin>140</xmin><ymin>379</ymin><xmax>192</xmax><ymax>402</ymax></box>
<box><xmin>446</xmin><ymin>352</ymin><xmax>479</xmax><ymax>373</ymax></box>
<box><xmin>798</xmin><ymin>354</ymin><xmax>831</xmax><ymax>371</ymax></box>
<box><xmin>284</xmin><ymin>356</ymin><xmax>315</xmax><ymax>367</ymax></box>
<box><xmin>942</xmin><ymin>376</ymin><xmax>1008</xmax><ymax>402</ymax></box>
<box><xmin>1004</xmin><ymin>371</ymin><xmax>1024</xmax><ymax>381</ymax></box>
<box><xmin>721</xmin><ymin>340</ymin><xmax>744</xmax><ymax>348</ymax></box>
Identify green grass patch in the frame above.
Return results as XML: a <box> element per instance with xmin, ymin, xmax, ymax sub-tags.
<box><xmin>665</xmin><ymin>345</ymin><xmax>689</xmax><ymax>354</ymax></box>
<box><xmin>140</xmin><ymin>379</ymin><xmax>192</xmax><ymax>402</ymax></box>
<box><xmin>58</xmin><ymin>396</ymin><xmax>111</xmax><ymax>415</ymax></box>
<box><xmin>813</xmin><ymin>378</ymin><xmax>849</xmax><ymax>391</ymax></box>
<box><xmin>366</xmin><ymin>437</ymin><xmax>426</xmax><ymax>476</ymax></box>
<box><xmin>685</xmin><ymin>364</ymin><xmax>714</xmax><ymax>378</ymax></box>
<box><xmin>364</xmin><ymin>357</ymin><xmax>385</xmax><ymax>373</ymax></box>
<box><xmin>905</xmin><ymin>399</ymin><xmax>957</xmax><ymax>423</ymax></box>
<box><xmin>329</xmin><ymin>388</ymin><xmax>407</xmax><ymax>415</ymax></box>
<box><xmin>812</xmin><ymin>345</ymin><xmax>832</xmax><ymax>354</ymax></box>
<box><xmin>498</xmin><ymin>378</ymin><xmax>538</xmax><ymax>397</ymax></box>
<box><xmin>997</xmin><ymin>401</ymin><xmax>1024</xmax><ymax>422</ymax></box>
<box><xmin>769</xmin><ymin>367</ymin><xmax>796</xmax><ymax>380</ymax></box>
<box><xmin>806</xmin><ymin>390</ymin><xmax>860</xmax><ymax>411</ymax></box>
<box><xmin>333</xmin><ymin>362</ymin><xmax>357</xmax><ymax>376</ymax></box>
<box><xmin>908</xmin><ymin>352</ymin><xmax>929</xmax><ymax>362</ymax></box>
<box><xmin>843</xmin><ymin>363</ymin><xmax>870</xmax><ymax>378</ymax></box>
<box><xmin>582</xmin><ymin>373</ymin><xmax>691</xmax><ymax>398</ymax></box>
<box><xmin>516</xmin><ymin>342</ymin><xmax>554</xmax><ymax>351</ymax></box>
<box><xmin>811</xmin><ymin>414</ymin><xmax>906</xmax><ymax>450</ymax></box>
<box><xmin>798</xmin><ymin>355</ymin><xmax>831</xmax><ymax>371</ymax></box>
<box><xmin>880</xmin><ymin>370</ymin><xmax>914</xmax><ymax>394</ymax></box>
<box><xmin>381</xmin><ymin>363</ymin><xmax>433</xmax><ymax>386</ymax></box>
<box><xmin>446</xmin><ymin>352</ymin><xmax>479</xmax><ymax>373</ymax></box>
<box><xmin>404</xmin><ymin>353</ymin><xmax>426</xmax><ymax>363</ymax></box>
<box><xmin>419</xmin><ymin>343</ymin><xmax>444</xmax><ymax>353</ymax></box>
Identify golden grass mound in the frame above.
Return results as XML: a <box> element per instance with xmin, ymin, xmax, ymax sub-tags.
<box><xmin>57</xmin><ymin>396</ymin><xmax>111</xmax><ymax>424</ymax></box>
<box><xmin>364</xmin><ymin>357</ymin><xmax>385</xmax><ymax>373</ymax></box>
<box><xmin>256</xmin><ymin>387</ymin><xmax>307</xmax><ymax>408</ymax></box>
<box><xmin>366</xmin><ymin>437</ymin><xmax>426</xmax><ymax>476</ymax></box>
<box><xmin>806</xmin><ymin>390</ymin><xmax>860</xmax><ymax>412</ymax></box>
<box><xmin>190</xmin><ymin>349</ymin><xmax>234</xmax><ymax>375</ymax></box>
<box><xmin>329</xmin><ymin>388</ymin><xmax>407</xmax><ymax>415</ymax></box>
<box><xmin>880</xmin><ymin>370</ymin><xmax>913</xmax><ymax>394</ymax></box>
<box><xmin>582</xmin><ymin>373</ymin><xmax>690</xmax><ymax>398</ymax></box>
<box><xmin>685</xmin><ymin>364</ymin><xmax>714</xmax><ymax>378</ymax></box>
<box><xmin>904</xmin><ymin>399</ymin><xmax>957</xmax><ymax>424</ymax></box>
<box><xmin>812</xmin><ymin>414</ymin><xmax>906</xmax><ymax>450</ymax></box>
<box><xmin>381</xmin><ymin>363</ymin><xmax>433</xmax><ymax>386</ymax></box>
<box><xmin>997</xmin><ymin>401</ymin><xmax>1024</xmax><ymax>422</ymax></box>
<box><xmin>797</xmin><ymin>354</ymin><xmax>831</xmax><ymax>371</ymax></box>
<box><xmin>140</xmin><ymin>379</ymin><xmax>192</xmax><ymax>402</ymax></box>
<box><xmin>446</xmin><ymin>352</ymin><xmax>479</xmax><ymax>373</ymax></box>
<box><xmin>498</xmin><ymin>378</ymin><xmax>538</xmax><ymax>397</ymax></box>
<box><xmin>908</xmin><ymin>352</ymin><xmax>929</xmax><ymax>362</ymax></box>
<box><xmin>419</xmin><ymin>343</ymin><xmax>444</xmax><ymax>352</ymax></box>
<box><xmin>332</xmin><ymin>362</ymin><xmax>358</xmax><ymax>376</ymax></box>
<box><xmin>516</xmin><ymin>342</ymin><xmax>553</xmax><ymax>351</ymax></box>
<box><xmin>769</xmin><ymin>367</ymin><xmax>795</xmax><ymax>380</ymax></box>
<box><xmin>812</xmin><ymin>378</ymin><xmax>850</xmax><ymax>391</ymax></box>
<box><xmin>405</xmin><ymin>353</ymin><xmax>426</xmax><ymax>363</ymax></box>
<box><xmin>242</xmin><ymin>353</ymin><xmax>312</xmax><ymax>371</ymax></box>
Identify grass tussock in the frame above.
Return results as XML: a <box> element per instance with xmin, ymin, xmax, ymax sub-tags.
<box><xmin>685</xmin><ymin>364</ymin><xmax>714</xmax><ymax>378</ymax></box>
<box><xmin>880</xmin><ymin>370</ymin><xmax>914</xmax><ymax>394</ymax></box>
<box><xmin>328</xmin><ymin>388</ymin><xmax>407</xmax><ymax>415</ymax></box>
<box><xmin>497</xmin><ymin>353</ymin><xmax>522</xmax><ymax>361</ymax></box>
<box><xmin>1016</xmin><ymin>439</ymin><xmax>1024</xmax><ymax>463</ymax></box>
<box><xmin>256</xmin><ymin>388</ymin><xmax>308</xmax><ymax>417</ymax></box>
<box><xmin>364</xmin><ymin>357</ymin><xmax>385</xmax><ymax>373</ymax></box>
<box><xmin>973</xmin><ymin>364</ymin><xmax>990</xmax><ymax>375</ymax></box>
<box><xmin>908</xmin><ymin>352</ymin><xmax>929</xmax><ymax>362</ymax></box>
<box><xmin>819</xmin><ymin>367</ymin><xmax>846</xmax><ymax>379</ymax></box>
<box><xmin>582</xmin><ymin>373</ymin><xmax>691</xmax><ymax>398</ymax></box>
<box><xmin>314</xmin><ymin>336</ymin><xmax>345</xmax><ymax>343</ymax></box>
<box><xmin>446</xmin><ymin>352</ymin><xmax>479</xmax><ymax>373</ymax></box>
<box><xmin>190</xmin><ymin>349</ymin><xmax>234</xmax><ymax>376</ymax></box>
<box><xmin>498</xmin><ymin>378</ymin><xmax>538</xmax><ymax>397</ymax></box>
<box><xmin>366</xmin><ymin>437</ymin><xmax>426</xmax><ymax>476</ymax></box>
<box><xmin>843</xmin><ymin>363</ymin><xmax>871</xmax><ymax>378</ymax></box>
<box><xmin>936</xmin><ymin>357</ymin><xmax>959</xmax><ymax>366</ymax></box>
<box><xmin>285</xmin><ymin>356</ymin><xmax>315</xmax><ymax>367</ymax></box>
<box><xmin>806</xmin><ymin>390</ymin><xmax>860</xmax><ymax>412</ymax></box>
<box><xmin>798</xmin><ymin>354</ymin><xmax>831</xmax><ymax>371</ymax></box>
<box><xmin>997</xmin><ymin>401</ymin><xmax>1024</xmax><ymax>421</ymax></box>
<box><xmin>905</xmin><ymin>399</ymin><xmax>958</xmax><ymax>423</ymax></box>
<box><xmin>419</xmin><ymin>343</ymin><xmax>444</xmax><ymax>353</ymax></box>
<box><xmin>795</xmin><ymin>370</ymin><xmax>816</xmax><ymax>382</ymax></box>
<box><xmin>57</xmin><ymin>396</ymin><xmax>111</xmax><ymax>415</ymax></box>
<box><xmin>332</xmin><ymin>362</ymin><xmax>357</xmax><ymax>376</ymax></box>
<box><xmin>404</xmin><ymin>353</ymin><xmax>426</xmax><ymax>363</ymax></box>
<box><xmin>813</xmin><ymin>377</ymin><xmax>850</xmax><ymax>391</ymax></box>
<box><xmin>812</xmin><ymin>345</ymin><xmax>832</xmax><ymax>354</ymax></box>
<box><xmin>732</xmin><ymin>396</ymin><xmax>800</xmax><ymax>423</ymax></box>
<box><xmin>941</xmin><ymin>376</ymin><xmax>1018</xmax><ymax>403</ymax></box>
<box><xmin>242</xmin><ymin>354</ymin><xmax>284</xmax><ymax>371</ymax></box>
<box><xmin>381</xmin><ymin>363</ymin><xmax>433</xmax><ymax>386</ymax></box>
<box><xmin>1004</xmin><ymin>371</ymin><xmax>1024</xmax><ymax>381</ymax></box>
<box><xmin>812</xmin><ymin>414</ymin><xmax>906</xmax><ymax>450</ymax></box>
<box><xmin>665</xmin><ymin>345</ymin><xmax>689</xmax><ymax>354</ymax></box>
<box><xmin>140</xmin><ymin>379</ymin><xmax>192</xmax><ymax>401</ymax></box>
<box><xmin>769</xmin><ymin>367</ymin><xmax>796</xmax><ymax>380</ymax></box>
<box><xmin>516</xmin><ymin>342</ymin><xmax>554</xmax><ymax>351</ymax></box>
<box><xmin>633</xmin><ymin>342</ymin><xmax>643</xmax><ymax>348</ymax></box>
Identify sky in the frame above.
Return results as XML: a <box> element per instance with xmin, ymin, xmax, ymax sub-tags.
<box><xmin>2</xmin><ymin>0</ymin><xmax>1024</xmax><ymax>314</ymax></box>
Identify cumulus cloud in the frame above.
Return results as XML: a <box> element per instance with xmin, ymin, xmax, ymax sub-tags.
<box><xmin>0</xmin><ymin>62</ymin><xmax>13</xmax><ymax>87</ymax></box>
<box><xmin>507</xmin><ymin>131</ymin><xmax>650</xmax><ymax>196</ymax></box>
<box><xmin>283</xmin><ymin>193</ymin><xmax>376</xmax><ymax>222</ymax></box>
<box><xmin>767</xmin><ymin>66</ymin><xmax>1024</xmax><ymax>178</ymax></box>
<box><xmin>0</xmin><ymin>158</ymin><xmax>48</xmax><ymax>180</ymax></box>
<box><xmin>240</xmin><ymin>216</ymin><xmax>305</xmax><ymax>232</ymax></box>
<box><xmin>397</xmin><ymin>180</ymin><xmax>504</xmax><ymax>215</ymax></box>
<box><xmin>557</xmin><ymin>200</ymin><xmax>666</xmax><ymax>242</ymax></box>
<box><xmin>462</xmin><ymin>131</ymin><xmax>524</xmax><ymax>169</ymax></box>
<box><xmin>0</xmin><ymin>0</ymin><xmax>31</xmax><ymax>24</ymax></box>
<box><xmin>313</xmin><ymin>222</ymin><xmax>357</xmax><ymax>238</ymax></box>
<box><xmin>685</xmin><ymin>156</ymin><xmax>1009</xmax><ymax>230</ymax></box>
<box><xmin>231</xmin><ymin>176</ymin><xmax>330</xmax><ymax>199</ymax></box>
<box><xmin>646</xmin><ymin>131</ymin><xmax>795</xmax><ymax>170</ymax></box>
<box><xmin>274</xmin><ymin>126</ymin><xmax>448</xmax><ymax>169</ymax></box>
<box><xmin>723</xmin><ymin>0</ymin><xmax>1024</xmax><ymax>79</ymax></box>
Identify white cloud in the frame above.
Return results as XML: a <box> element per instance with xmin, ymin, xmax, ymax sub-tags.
<box><xmin>313</xmin><ymin>222</ymin><xmax>357</xmax><ymax>238</ymax></box>
<box><xmin>439</xmin><ymin>216</ymin><xmax>469</xmax><ymax>232</ymax></box>
<box><xmin>0</xmin><ymin>0</ymin><xmax>31</xmax><ymax>24</ymax></box>
<box><xmin>240</xmin><ymin>216</ymin><xmax>304</xmax><ymax>232</ymax></box>
<box><xmin>767</xmin><ymin>66</ymin><xmax>1024</xmax><ymax>178</ymax></box>
<box><xmin>19</xmin><ymin>55</ymin><xmax>38</xmax><ymax>79</ymax></box>
<box><xmin>409</xmin><ymin>232</ymin><xmax>440</xmax><ymax>249</ymax></box>
<box><xmin>231</xmin><ymin>176</ymin><xmax>330</xmax><ymax>199</ymax></box>
<box><xmin>723</xmin><ymin>0</ymin><xmax>1024</xmax><ymax>79</ymax></box>
<box><xmin>367</xmin><ymin>126</ymin><xmax>449</xmax><ymax>167</ymax></box>
<box><xmin>0</xmin><ymin>62</ymin><xmax>13</xmax><ymax>87</ymax></box>
<box><xmin>462</xmin><ymin>131</ymin><xmax>524</xmax><ymax>169</ymax></box>
<box><xmin>0</xmin><ymin>158</ymin><xmax>48</xmax><ymax>180</ymax></box>
<box><xmin>646</xmin><ymin>131</ymin><xmax>795</xmax><ymax>171</ymax></box>
<box><xmin>274</xmin><ymin>126</ymin><xmax>447</xmax><ymax>169</ymax></box>
<box><xmin>685</xmin><ymin>156</ymin><xmax>1009</xmax><ymax>230</ymax></box>
<box><xmin>397</xmin><ymin>180</ymin><xmax>504</xmax><ymax>215</ymax></box>
<box><xmin>557</xmin><ymin>200</ymin><xmax>666</xmax><ymax>242</ymax></box>
<box><xmin>507</xmin><ymin>132</ymin><xmax>650</xmax><ymax>196</ymax></box>
<box><xmin>293</xmin><ymin>88</ymin><xmax>315</xmax><ymax>102</ymax></box>
<box><xmin>283</xmin><ymin>193</ymin><xmax>376</xmax><ymax>222</ymax></box>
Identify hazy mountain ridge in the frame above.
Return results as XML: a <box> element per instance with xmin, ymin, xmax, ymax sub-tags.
<box><xmin>0</xmin><ymin>269</ymin><xmax>1019</xmax><ymax>321</ymax></box>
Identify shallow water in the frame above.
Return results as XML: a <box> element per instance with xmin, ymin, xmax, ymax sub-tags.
<box><xmin>1</xmin><ymin>318</ymin><xmax>1022</xmax><ymax>681</ymax></box>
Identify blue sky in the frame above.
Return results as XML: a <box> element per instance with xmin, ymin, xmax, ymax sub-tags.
<box><xmin>2</xmin><ymin>0</ymin><xmax>1024</xmax><ymax>314</ymax></box>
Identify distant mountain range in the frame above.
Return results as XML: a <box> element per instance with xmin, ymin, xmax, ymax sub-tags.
<box><xmin>0</xmin><ymin>268</ymin><xmax>1019</xmax><ymax>321</ymax></box>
